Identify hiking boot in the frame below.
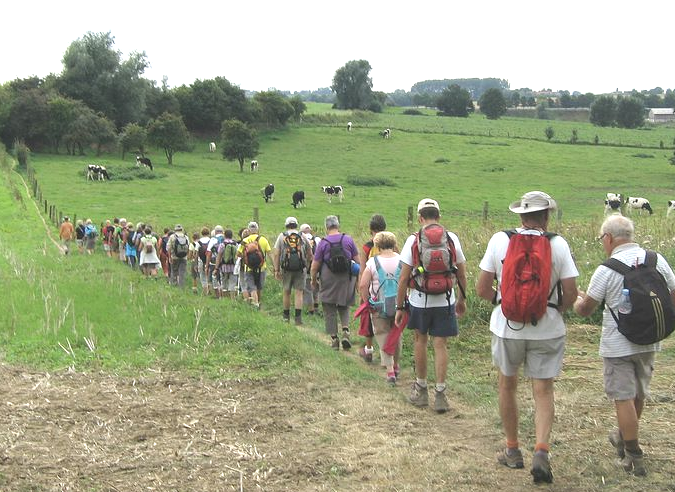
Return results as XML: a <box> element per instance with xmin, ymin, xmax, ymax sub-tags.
<box><xmin>341</xmin><ymin>332</ymin><xmax>351</xmax><ymax>350</ymax></box>
<box><xmin>331</xmin><ymin>337</ymin><xmax>340</xmax><ymax>351</ymax></box>
<box><xmin>409</xmin><ymin>382</ymin><xmax>429</xmax><ymax>407</ymax></box>
<box><xmin>386</xmin><ymin>375</ymin><xmax>397</xmax><ymax>386</ymax></box>
<box><xmin>497</xmin><ymin>448</ymin><xmax>524</xmax><ymax>469</ymax></box>
<box><xmin>359</xmin><ymin>347</ymin><xmax>373</xmax><ymax>363</ymax></box>
<box><xmin>531</xmin><ymin>452</ymin><xmax>553</xmax><ymax>484</ymax></box>
<box><xmin>434</xmin><ymin>388</ymin><xmax>450</xmax><ymax>414</ymax></box>
<box><xmin>294</xmin><ymin>316</ymin><xmax>303</xmax><ymax>326</ymax></box>
<box><xmin>608</xmin><ymin>428</ymin><xmax>625</xmax><ymax>459</ymax></box>
<box><xmin>619</xmin><ymin>449</ymin><xmax>646</xmax><ymax>476</ymax></box>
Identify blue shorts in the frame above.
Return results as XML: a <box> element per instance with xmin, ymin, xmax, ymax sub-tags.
<box><xmin>407</xmin><ymin>304</ymin><xmax>458</xmax><ymax>337</ymax></box>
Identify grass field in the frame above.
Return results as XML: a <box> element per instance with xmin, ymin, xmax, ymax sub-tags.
<box><xmin>1</xmin><ymin>111</ymin><xmax>675</xmax><ymax>491</ymax></box>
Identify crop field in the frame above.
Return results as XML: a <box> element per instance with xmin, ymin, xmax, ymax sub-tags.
<box><xmin>1</xmin><ymin>111</ymin><xmax>674</xmax><ymax>491</ymax></box>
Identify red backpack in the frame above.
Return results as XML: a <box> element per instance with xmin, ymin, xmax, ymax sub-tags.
<box><xmin>409</xmin><ymin>223</ymin><xmax>458</xmax><ymax>296</ymax></box>
<box><xmin>499</xmin><ymin>230</ymin><xmax>561</xmax><ymax>328</ymax></box>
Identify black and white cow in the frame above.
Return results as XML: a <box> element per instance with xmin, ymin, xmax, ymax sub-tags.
<box><xmin>321</xmin><ymin>185</ymin><xmax>344</xmax><ymax>203</ymax></box>
<box><xmin>625</xmin><ymin>196</ymin><xmax>653</xmax><ymax>215</ymax></box>
<box><xmin>380</xmin><ymin>128</ymin><xmax>391</xmax><ymax>139</ymax></box>
<box><xmin>136</xmin><ymin>155</ymin><xmax>153</xmax><ymax>171</ymax></box>
<box><xmin>667</xmin><ymin>200</ymin><xmax>675</xmax><ymax>217</ymax></box>
<box><xmin>86</xmin><ymin>164</ymin><xmax>109</xmax><ymax>181</ymax></box>
<box><xmin>251</xmin><ymin>160</ymin><xmax>259</xmax><ymax>172</ymax></box>
<box><xmin>262</xmin><ymin>183</ymin><xmax>275</xmax><ymax>203</ymax></box>
<box><xmin>604</xmin><ymin>192</ymin><xmax>622</xmax><ymax>215</ymax></box>
<box><xmin>291</xmin><ymin>190</ymin><xmax>305</xmax><ymax>208</ymax></box>
<box><xmin>347</xmin><ymin>121</ymin><xmax>352</xmax><ymax>132</ymax></box>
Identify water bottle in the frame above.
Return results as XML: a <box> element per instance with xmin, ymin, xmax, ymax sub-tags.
<box><xmin>618</xmin><ymin>288</ymin><xmax>632</xmax><ymax>314</ymax></box>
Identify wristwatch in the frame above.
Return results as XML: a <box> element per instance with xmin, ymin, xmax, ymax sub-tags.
<box><xmin>395</xmin><ymin>304</ymin><xmax>407</xmax><ymax>311</ymax></box>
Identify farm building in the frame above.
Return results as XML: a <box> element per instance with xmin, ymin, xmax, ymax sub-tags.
<box><xmin>647</xmin><ymin>108</ymin><xmax>675</xmax><ymax>123</ymax></box>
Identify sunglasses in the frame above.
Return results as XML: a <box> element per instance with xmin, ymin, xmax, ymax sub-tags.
<box><xmin>596</xmin><ymin>233</ymin><xmax>608</xmax><ymax>242</ymax></box>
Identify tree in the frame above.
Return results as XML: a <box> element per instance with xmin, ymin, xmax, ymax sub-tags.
<box><xmin>616</xmin><ymin>97</ymin><xmax>644</xmax><ymax>129</ymax></box>
<box><xmin>253</xmin><ymin>91</ymin><xmax>295</xmax><ymax>127</ymax></box>
<box><xmin>436</xmin><ymin>84</ymin><xmax>473</xmax><ymax>117</ymax></box>
<box><xmin>147</xmin><ymin>112</ymin><xmax>191</xmax><ymax>165</ymax></box>
<box><xmin>331</xmin><ymin>60</ymin><xmax>374</xmax><ymax>110</ymax></box>
<box><xmin>90</xmin><ymin>113</ymin><xmax>117</xmax><ymax>156</ymax></box>
<box><xmin>220</xmin><ymin>119</ymin><xmax>259</xmax><ymax>172</ymax></box>
<box><xmin>510</xmin><ymin>91</ymin><xmax>521</xmax><ymax>108</ymax></box>
<box><xmin>479</xmin><ymin>88</ymin><xmax>507</xmax><ymax>119</ymax></box>
<box><xmin>288</xmin><ymin>96</ymin><xmax>306</xmax><ymax>122</ymax></box>
<box><xmin>57</xmin><ymin>31</ymin><xmax>148</xmax><ymax>127</ymax></box>
<box><xmin>47</xmin><ymin>96</ymin><xmax>80</xmax><ymax>153</ymax></box>
<box><xmin>590</xmin><ymin>96</ymin><xmax>617</xmax><ymax>127</ymax></box>
<box><xmin>63</xmin><ymin>105</ymin><xmax>98</xmax><ymax>155</ymax></box>
<box><xmin>119</xmin><ymin>123</ymin><xmax>148</xmax><ymax>160</ymax></box>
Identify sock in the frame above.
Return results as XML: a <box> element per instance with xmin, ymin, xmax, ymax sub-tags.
<box><xmin>331</xmin><ymin>335</ymin><xmax>338</xmax><ymax>340</ymax></box>
<box><xmin>416</xmin><ymin>378</ymin><xmax>427</xmax><ymax>388</ymax></box>
<box><xmin>435</xmin><ymin>383</ymin><xmax>446</xmax><ymax>393</ymax></box>
<box><xmin>342</xmin><ymin>328</ymin><xmax>350</xmax><ymax>336</ymax></box>
<box><xmin>386</xmin><ymin>371</ymin><xmax>396</xmax><ymax>378</ymax></box>
<box><xmin>534</xmin><ymin>443</ymin><xmax>550</xmax><ymax>454</ymax></box>
<box><xmin>364</xmin><ymin>346</ymin><xmax>374</xmax><ymax>354</ymax></box>
<box><xmin>506</xmin><ymin>440</ymin><xmax>519</xmax><ymax>451</ymax></box>
<box><xmin>283</xmin><ymin>309</ymin><xmax>290</xmax><ymax>318</ymax></box>
<box><xmin>294</xmin><ymin>309</ymin><xmax>302</xmax><ymax>318</ymax></box>
<box><xmin>624</xmin><ymin>439</ymin><xmax>642</xmax><ymax>454</ymax></box>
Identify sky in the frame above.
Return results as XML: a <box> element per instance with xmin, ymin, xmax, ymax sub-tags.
<box><xmin>2</xmin><ymin>0</ymin><xmax>673</xmax><ymax>95</ymax></box>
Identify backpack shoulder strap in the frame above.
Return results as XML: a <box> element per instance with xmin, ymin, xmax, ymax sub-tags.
<box><xmin>644</xmin><ymin>250</ymin><xmax>657</xmax><ymax>268</ymax></box>
<box><xmin>603</xmin><ymin>257</ymin><xmax>632</xmax><ymax>276</ymax></box>
<box><xmin>503</xmin><ymin>229</ymin><xmax>517</xmax><ymax>239</ymax></box>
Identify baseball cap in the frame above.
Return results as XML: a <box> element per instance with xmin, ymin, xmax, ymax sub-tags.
<box><xmin>509</xmin><ymin>191</ymin><xmax>557</xmax><ymax>214</ymax></box>
<box><xmin>214</xmin><ymin>225</ymin><xmax>224</xmax><ymax>233</ymax></box>
<box><xmin>417</xmin><ymin>198</ymin><xmax>440</xmax><ymax>213</ymax></box>
<box><xmin>174</xmin><ymin>224</ymin><xmax>183</xmax><ymax>231</ymax></box>
<box><xmin>299</xmin><ymin>223</ymin><xmax>311</xmax><ymax>233</ymax></box>
<box><xmin>285</xmin><ymin>216</ymin><xmax>298</xmax><ymax>227</ymax></box>
<box><xmin>247</xmin><ymin>221</ymin><xmax>259</xmax><ymax>231</ymax></box>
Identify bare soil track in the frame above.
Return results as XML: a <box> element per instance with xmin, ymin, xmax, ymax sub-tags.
<box><xmin>0</xmin><ymin>328</ymin><xmax>674</xmax><ymax>492</ymax></box>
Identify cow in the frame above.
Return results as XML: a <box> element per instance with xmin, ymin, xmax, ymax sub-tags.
<box><xmin>209</xmin><ymin>142</ymin><xmax>216</xmax><ymax>153</ymax></box>
<box><xmin>604</xmin><ymin>192</ymin><xmax>622</xmax><ymax>215</ymax></box>
<box><xmin>667</xmin><ymin>200</ymin><xmax>675</xmax><ymax>217</ymax></box>
<box><xmin>136</xmin><ymin>155</ymin><xmax>153</xmax><ymax>171</ymax></box>
<box><xmin>250</xmin><ymin>160</ymin><xmax>259</xmax><ymax>172</ymax></box>
<box><xmin>380</xmin><ymin>128</ymin><xmax>391</xmax><ymax>139</ymax></box>
<box><xmin>321</xmin><ymin>185</ymin><xmax>344</xmax><ymax>203</ymax></box>
<box><xmin>86</xmin><ymin>164</ymin><xmax>109</xmax><ymax>181</ymax></box>
<box><xmin>625</xmin><ymin>196</ymin><xmax>653</xmax><ymax>215</ymax></box>
<box><xmin>291</xmin><ymin>190</ymin><xmax>305</xmax><ymax>208</ymax></box>
<box><xmin>261</xmin><ymin>183</ymin><xmax>275</xmax><ymax>203</ymax></box>
<box><xmin>347</xmin><ymin>121</ymin><xmax>352</xmax><ymax>132</ymax></box>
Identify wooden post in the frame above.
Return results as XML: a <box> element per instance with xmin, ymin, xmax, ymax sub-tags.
<box><xmin>483</xmin><ymin>201</ymin><xmax>489</xmax><ymax>222</ymax></box>
<box><xmin>44</xmin><ymin>200</ymin><xmax>48</xmax><ymax>214</ymax></box>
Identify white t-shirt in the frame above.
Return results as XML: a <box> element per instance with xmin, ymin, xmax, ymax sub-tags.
<box><xmin>586</xmin><ymin>243</ymin><xmax>675</xmax><ymax>357</ymax></box>
<box><xmin>399</xmin><ymin>228</ymin><xmax>466</xmax><ymax>308</ymax></box>
<box><xmin>478</xmin><ymin>228</ymin><xmax>579</xmax><ymax>340</ymax></box>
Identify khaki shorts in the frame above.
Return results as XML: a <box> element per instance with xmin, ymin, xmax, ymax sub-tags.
<box><xmin>603</xmin><ymin>352</ymin><xmax>654</xmax><ymax>401</ymax></box>
<box><xmin>491</xmin><ymin>335</ymin><xmax>565</xmax><ymax>379</ymax></box>
<box><xmin>282</xmin><ymin>270</ymin><xmax>306</xmax><ymax>291</ymax></box>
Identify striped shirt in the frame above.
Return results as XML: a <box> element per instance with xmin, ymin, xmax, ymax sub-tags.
<box><xmin>586</xmin><ymin>243</ymin><xmax>675</xmax><ymax>358</ymax></box>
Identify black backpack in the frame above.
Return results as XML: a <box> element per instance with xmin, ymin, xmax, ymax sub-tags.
<box><xmin>281</xmin><ymin>232</ymin><xmax>304</xmax><ymax>272</ymax></box>
<box><xmin>603</xmin><ymin>250</ymin><xmax>675</xmax><ymax>345</ymax></box>
<box><xmin>126</xmin><ymin>230</ymin><xmax>136</xmax><ymax>248</ymax></box>
<box><xmin>198</xmin><ymin>239</ymin><xmax>209</xmax><ymax>264</ymax></box>
<box><xmin>325</xmin><ymin>234</ymin><xmax>350</xmax><ymax>274</ymax></box>
<box><xmin>173</xmin><ymin>234</ymin><xmax>189</xmax><ymax>258</ymax></box>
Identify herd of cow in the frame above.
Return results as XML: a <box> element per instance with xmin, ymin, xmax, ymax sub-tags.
<box><xmin>86</xmin><ymin>155</ymin><xmax>153</xmax><ymax>181</ymax></box>
<box><xmin>604</xmin><ymin>192</ymin><xmax>675</xmax><ymax>216</ymax></box>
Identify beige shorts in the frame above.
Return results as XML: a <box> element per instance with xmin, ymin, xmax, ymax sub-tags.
<box><xmin>603</xmin><ymin>352</ymin><xmax>654</xmax><ymax>401</ymax></box>
<box><xmin>491</xmin><ymin>335</ymin><xmax>565</xmax><ymax>379</ymax></box>
<box><xmin>282</xmin><ymin>270</ymin><xmax>305</xmax><ymax>291</ymax></box>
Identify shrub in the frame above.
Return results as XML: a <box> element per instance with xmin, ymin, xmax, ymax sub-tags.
<box><xmin>545</xmin><ymin>126</ymin><xmax>554</xmax><ymax>141</ymax></box>
<box><xmin>632</xmin><ymin>153</ymin><xmax>654</xmax><ymax>159</ymax></box>
<box><xmin>403</xmin><ymin>109</ymin><xmax>424</xmax><ymax>116</ymax></box>
<box><xmin>12</xmin><ymin>139</ymin><xmax>30</xmax><ymax>169</ymax></box>
<box><xmin>435</xmin><ymin>157</ymin><xmax>450</xmax><ymax>163</ymax></box>
<box><xmin>346</xmin><ymin>175</ymin><xmax>395</xmax><ymax>187</ymax></box>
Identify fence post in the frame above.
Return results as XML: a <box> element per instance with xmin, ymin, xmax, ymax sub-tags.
<box><xmin>483</xmin><ymin>201</ymin><xmax>489</xmax><ymax>222</ymax></box>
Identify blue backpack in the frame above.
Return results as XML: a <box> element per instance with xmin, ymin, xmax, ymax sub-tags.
<box><xmin>369</xmin><ymin>256</ymin><xmax>401</xmax><ymax>318</ymax></box>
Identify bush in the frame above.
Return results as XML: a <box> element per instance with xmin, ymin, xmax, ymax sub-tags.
<box><xmin>78</xmin><ymin>166</ymin><xmax>166</xmax><ymax>181</ymax></box>
<box><xmin>435</xmin><ymin>157</ymin><xmax>450</xmax><ymax>163</ymax></box>
<box><xmin>403</xmin><ymin>109</ymin><xmax>424</xmax><ymax>116</ymax></box>
<box><xmin>346</xmin><ymin>175</ymin><xmax>395</xmax><ymax>187</ymax></box>
<box><xmin>12</xmin><ymin>139</ymin><xmax>30</xmax><ymax>169</ymax></box>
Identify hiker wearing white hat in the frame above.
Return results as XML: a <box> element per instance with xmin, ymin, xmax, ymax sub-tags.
<box><xmin>272</xmin><ymin>217</ymin><xmax>313</xmax><ymax>325</ymax></box>
<box><xmin>476</xmin><ymin>190</ymin><xmax>579</xmax><ymax>484</ymax></box>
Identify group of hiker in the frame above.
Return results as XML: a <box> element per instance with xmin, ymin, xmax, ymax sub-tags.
<box><xmin>56</xmin><ymin>190</ymin><xmax>674</xmax><ymax>483</ymax></box>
